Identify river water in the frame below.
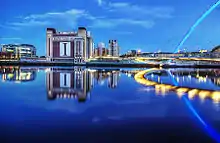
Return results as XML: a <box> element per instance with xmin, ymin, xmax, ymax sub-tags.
<box><xmin>0</xmin><ymin>66</ymin><xmax>220</xmax><ymax>143</ymax></box>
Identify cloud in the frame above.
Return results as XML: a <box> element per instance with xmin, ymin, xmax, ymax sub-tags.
<box><xmin>23</xmin><ymin>9</ymin><xmax>86</xmax><ymax>20</ymax></box>
<box><xmin>5</xmin><ymin>9</ymin><xmax>93</xmax><ymax>29</ymax></box>
<box><xmin>0</xmin><ymin>37</ymin><xmax>22</xmax><ymax>40</ymax></box>
<box><xmin>10</xmin><ymin>20</ymin><xmax>51</xmax><ymax>27</ymax></box>
<box><xmin>114</xmin><ymin>31</ymin><xmax>133</xmax><ymax>35</ymax></box>
<box><xmin>96</xmin><ymin>0</ymin><xmax>104</xmax><ymax>6</ymax></box>
<box><xmin>107</xmin><ymin>2</ymin><xmax>174</xmax><ymax>19</ymax></box>
<box><xmin>0</xmin><ymin>24</ymin><xmax>20</xmax><ymax>30</ymax></box>
<box><xmin>91</xmin><ymin>18</ymin><xmax>154</xmax><ymax>29</ymax></box>
<box><xmin>3</xmin><ymin>2</ymin><xmax>167</xmax><ymax>31</ymax></box>
<box><xmin>7</xmin><ymin>7</ymin><xmax>154</xmax><ymax>30</ymax></box>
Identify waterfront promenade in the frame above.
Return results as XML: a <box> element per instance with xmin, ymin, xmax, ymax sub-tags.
<box><xmin>0</xmin><ymin>56</ymin><xmax>219</xmax><ymax>68</ymax></box>
<box><xmin>0</xmin><ymin>60</ymin><xmax>219</xmax><ymax>68</ymax></box>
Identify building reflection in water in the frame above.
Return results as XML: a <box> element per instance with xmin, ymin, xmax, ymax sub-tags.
<box><xmin>108</xmin><ymin>71</ymin><xmax>119</xmax><ymax>88</ymax></box>
<box><xmin>0</xmin><ymin>66</ymin><xmax>36</xmax><ymax>82</ymax></box>
<box><xmin>46</xmin><ymin>68</ymin><xmax>120</xmax><ymax>102</ymax></box>
<box><xmin>168</xmin><ymin>69</ymin><xmax>220</xmax><ymax>87</ymax></box>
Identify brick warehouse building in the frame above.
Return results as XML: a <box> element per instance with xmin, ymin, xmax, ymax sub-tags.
<box><xmin>46</xmin><ymin>27</ymin><xmax>94</xmax><ymax>63</ymax></box>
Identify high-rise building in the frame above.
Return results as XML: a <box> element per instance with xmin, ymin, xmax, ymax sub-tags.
<box><xmin>94</xmin><ymin>42</ymin><xmax>108</xmax><ymax>57</ymax></box>
<box><xmin>108</xmin><ymin>40</ymin><xmax>119</xmax><ymax>57</ymax></box>
<box><xmin>94</xmin><ymin>48</ymin><xmax>99</xmax><ymax>57</ymax></box>
<box><xmin>46</xmin><ymin>27</ymin><xmax>93</xmax><ymax>63</ymax></box>
<box><xmin>102</xmin><ymin>48</ymin><xmax>108</xmax><ymax>57</ymax></box>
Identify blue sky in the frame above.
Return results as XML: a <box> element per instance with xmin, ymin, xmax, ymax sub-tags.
<box><xmin>0</xmin><ymin>0</ymin><xmax>220</xmax><ymax>56</ymax></box>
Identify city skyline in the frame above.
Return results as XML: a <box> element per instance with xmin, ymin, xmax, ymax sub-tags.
<box><xmin>1</xmin><ymin>0</ymin><xmax>220</xmax><ymax>56</ymax></box>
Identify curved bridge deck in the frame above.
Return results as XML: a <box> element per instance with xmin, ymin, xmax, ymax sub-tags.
<box><xmin>134</xmin><ymin>68</ymin><xmax>220</xmax><ymax>102</ymax></box>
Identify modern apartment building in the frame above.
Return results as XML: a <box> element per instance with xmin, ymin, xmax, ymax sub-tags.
<box><xmin>1</xmin><ymin>44</ymin><xmax>36</xmax><ymax>58</ymax></box>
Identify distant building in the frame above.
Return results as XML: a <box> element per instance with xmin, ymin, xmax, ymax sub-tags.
<box><xmin>140</xmin><ymin>52</ymin><xmax>186</xmax><ymax>58</ymax></box>
<box><xmin>131</xmin><ymin>50</ymin><xmax>137</xmax><ymax>55</ymax></box>
<box><xmin>199</xmin><ymin>49</ymin><xmax>208</xmax><ymax>53</ymax></box>
<box><xmin>102</xmin><ymin>48</ymin><xmax>108</xmax><ymax>57</ymax></box>
<box><xmin>98</xmin><ymin>42</ymin><xmax>105</xmax><ymax>49</ymax></box>
<box><xmin>108</xmin><ymin>40</ymin><xmax>119</xmax><ymax>57</ymax></box>
<box><xmin>1</xmin><ymin>44</ymin><xmax>36</xmax><ymax>58</ymax></box>
<box><xmin>94</xmin><ymin>48</ymin><xmax>99</xmax><ymax>57</ymax></box>
<box><xmin>0</xmin><ymin>52</ymin><xmax>13</xmax><ymax>59</ymax></box>
<box><xmin>46</xmin><ymin>27</ymin><xmax>94</xmax><ymax>63</ymax></box>
<box><xmin>94</xmin><ymin>42</ymin><xmax>108</xmax><ymax>57</ymax></box>
<box><xmin>127</xmin><ymin>50</ymin><xmax>139</xmax><ymax>56</ymax></box>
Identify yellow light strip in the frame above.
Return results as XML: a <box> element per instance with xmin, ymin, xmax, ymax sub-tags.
<box><xmin>134</xmin><ymin>68</ymin><xmax>220</xmax><ymax>102</ymax></box>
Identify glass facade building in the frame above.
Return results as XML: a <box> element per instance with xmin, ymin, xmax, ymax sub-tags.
<box><xmin>1</xmin><ymin>44</ymin><xmax>36</xmax><ymax>58</ymax></box>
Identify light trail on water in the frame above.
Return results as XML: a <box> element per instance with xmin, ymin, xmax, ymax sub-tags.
<box><xmin>167</xmin><ymin>71</ymin><xmax>220</xmax><ymax>142</ymax></box>
<box><xmin>167</xmin><ymin>1</ymin><xmax>220</xmax><ymax>140</ymax></box>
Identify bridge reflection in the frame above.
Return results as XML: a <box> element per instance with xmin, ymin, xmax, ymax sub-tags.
<box><xmin>46</xmin><ymin>68</ymin><xmax>120</xmax><ymax>102</ymax></box>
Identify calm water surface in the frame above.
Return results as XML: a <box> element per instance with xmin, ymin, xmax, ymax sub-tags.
<box><xmin>0</xmin><ymin>66</ymin><xmax>220</xmax><ymax>143</ymax></box>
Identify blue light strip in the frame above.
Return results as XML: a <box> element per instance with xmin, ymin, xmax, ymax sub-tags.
<box><xmin>166</xmin><ymin>70</ymin><xmax>220</xmax><ymax>142</ymax></box>
<box><xmin>165</xmin><ymin>1</ymin><xmax>220</xmax><ymax>141</ymax></box>
<box><xmin>182</xmin><ymin>96</ymin><xmax>220</xmax><ymax>143</ymax></box>
<box><xmin>173</xmin><ymin>0</ymin><xmax>220</xmax><ymax>54</ymax></box>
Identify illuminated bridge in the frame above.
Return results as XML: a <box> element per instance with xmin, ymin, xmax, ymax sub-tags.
<box><xmin>134</xmin><ymin>68</ymin><xmax>220</xmax><ymax>102</ymax></box>
<box><xmin>134</xmin><ymin>57</ymin><xmax>220</xmax><ymax>63</ymax></box>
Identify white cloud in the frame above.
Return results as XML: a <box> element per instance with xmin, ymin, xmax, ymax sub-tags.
<box><xmin>3</xmin><ymin>2</ymin><xmax>167</xmax><ymax>31</ymax></box>
<box><xmin>91</xmin><ymin>18</ymin><xmax>154</xmax><ymax>29</ymax></box>
<box><xmin>10</xmin><ymin>20</ymin><xmax>51</xmax><ymax>27</ymax></box>
<box><xmin>6</xmin><ymin>7</ymin><xmax>155</xmax><ymax>30</ymax></box>
<box><xmin>23</xmin><ymin>9</ymin><xmax>86</xmax><ymax>20</ymax></box>
<box><xmin>118</xmin><ymin>19</ymin><xmax>155</xmax><ymax>28</ymax></box>
<box><xmin>114</xmin><ymin>31</ymin><xmax>133</xmax><ymax>35</ymax></box>
<box><xmin>0</xmin><ymin>37</ymin><xmax>22</xmax><ymax>40</ymax></box>
<box><xmin>6</xmin><ymin>9</ymin><xmax>93</xmax><ymax>29</ymax></box>
<box><xmin>107</xmin><ymin>2</ymin><xmax>174</xmax><ymax>19</ymax></box>
<box><xmin>96</xmin><ymin>0</ymin><xmax>104</xmax><ymax>6</ymax></box>
<box><xmin>0</xmin><ymin>24</ymin><xmax>20</xmax><ymax>30</ymax></box>
<box><xmin>92</xmin><ymin>19</ymin><xmax>116</xmax><ymax>28</ymax></box>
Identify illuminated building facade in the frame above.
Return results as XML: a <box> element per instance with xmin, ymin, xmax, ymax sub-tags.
<box><xmin>46</xmin><ymin>27</ymin><xmax>94</xmax><ymax>63</ymax></box>
<box><xmin>1</xmin><ymin>44</ymin><xmax>36</xmax><ymax>58</ymax></box>
<box><xmin>199</xmin><ymin>49</ymin><xmax>208</xmax><ymax>53</ymax></box>
<box><xmin>0</xmin><ymin>52</ymin><xmax>13</xmax><ymax>59</ymax></box>
<box><xmin>108</xmin><ymin>40</ymin><xmax>119</xmax><ymax>57</ymax></box>
<box><xmin>46</xmin><ymin>68</ymin><xmax>94</xmax><ymax>102</ymax></box>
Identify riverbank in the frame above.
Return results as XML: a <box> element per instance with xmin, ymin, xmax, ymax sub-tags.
<box><xmin>0</xmin><ymin>61</ymin><xmax>219</xmax><ymax>68</ymax></box>
<box><xmin>0</xmin><ymin>61</ymin><xmax>159</xmax><ymax>68</ymax></box>
<box><xmin>161</xmin><ymin>64</ymin><xmax>220</xmax><ymax>68</ymax></box>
